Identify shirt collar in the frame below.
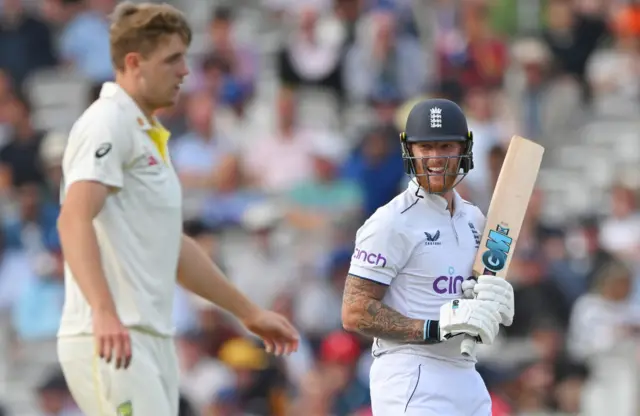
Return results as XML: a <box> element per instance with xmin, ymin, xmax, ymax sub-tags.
<box><xmin>98</xmin><ymin>82</ymin><xmax>163</xmax><ymax>132</ymax></box>
<box><xmin>407</xmin><ymin>179</ymin><xmax>465</xmax><ymax>216</ymax></box>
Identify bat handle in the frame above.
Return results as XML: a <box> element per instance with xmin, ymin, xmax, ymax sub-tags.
<box><xmin>461</xmin><ymin>335</ymin><xmax>476</xmax><ymax>357</ymax></box>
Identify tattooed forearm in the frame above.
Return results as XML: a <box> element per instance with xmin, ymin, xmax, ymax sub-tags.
<box><xmin>358</xmin><ymin>301</ymin><xmax>425</xmax><ymax>342</ymax></box>
<box><xmin>342</xmin><ymin>275</ymin><xmax>436</xmax><ymax>343</ymax></box>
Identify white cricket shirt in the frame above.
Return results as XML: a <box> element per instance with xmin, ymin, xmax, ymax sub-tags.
<box><xmin>348</xmin><ymin>179</ymin><xmax>486</xmax><ymax>363</ymax></box>
<box><xmin>58</xmin><ymin>82</ymin><xmax>182</xmax><ymax>338</ymax></box>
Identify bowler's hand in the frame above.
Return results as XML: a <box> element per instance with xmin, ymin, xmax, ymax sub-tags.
<box><xmin>92</xmin><ymin>308</ymin><xmax>132</xmax><ymax>370</ymax></box>
<box><xmin>242</xmin><ymin>310</ymin><xmax>300</xmax><ymax>356</ymax></box>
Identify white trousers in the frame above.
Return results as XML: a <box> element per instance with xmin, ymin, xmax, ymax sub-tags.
<box><xmin>57</xmin><ymin>330</ymin><xmax>180</xmax><ymax>416</ymax></box>
<box><xmin>369</xmin><ymin>353</ymin><xmax>491</xmax><ymax>416</ymax></box>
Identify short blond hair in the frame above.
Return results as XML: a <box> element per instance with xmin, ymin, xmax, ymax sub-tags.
<box><xmin>109</xmin><ymin>2</ymin><xmax>192</xmax><ymax>71</ymax></box>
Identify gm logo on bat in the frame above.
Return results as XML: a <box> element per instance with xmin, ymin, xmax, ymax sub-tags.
<box><xmin>480</xmin><ymin>224</ymin><xmax>513</xmax><ymax>275</ymax></box>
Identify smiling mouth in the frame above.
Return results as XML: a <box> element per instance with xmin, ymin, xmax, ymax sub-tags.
<box><xmin>427</xmin><ymin>167</ymin><xmax>446</xmax><ymax>174</ymax></box>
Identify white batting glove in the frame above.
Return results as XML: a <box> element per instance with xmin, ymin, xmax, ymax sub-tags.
<box><xmin>461</xmin><ymin>277</ymin><xmax>477</xmax><ymax>299</ymax></box>
<box><xmin>439</xmin><ymin>299</ymin><xmax>501</xmax><ymax>345</ymax></box>
<box><xmin>473</xmin><ymin>275</ymin><xmax>514</xmax><ymax>327</ymax></box>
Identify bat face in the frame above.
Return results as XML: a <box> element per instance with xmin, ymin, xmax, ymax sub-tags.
<box><xmin>472</xmin><ymin>136</ymin><xmax>545</xmax><ymax>279</ymax></box>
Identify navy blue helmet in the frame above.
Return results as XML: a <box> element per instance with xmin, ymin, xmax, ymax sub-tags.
<box><xmin>399</xmin><ymin>98</ymin><xmax>474</xmax><ymax>192</ymax></box>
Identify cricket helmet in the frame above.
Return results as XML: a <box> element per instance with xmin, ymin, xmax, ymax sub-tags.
<box><xmin>399</xmin><ymin>98</ymin><xmax>474</xmax><ymax>193</ymax></box>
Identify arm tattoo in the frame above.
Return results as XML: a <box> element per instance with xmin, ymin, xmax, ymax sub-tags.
<box><xmin>343</xmin><ymin>275</ymin><xmax>438</xmax><ymax>344</ymax></box>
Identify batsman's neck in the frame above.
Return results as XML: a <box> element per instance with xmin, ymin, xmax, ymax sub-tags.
<box><xmin>115</xmin><ymin>73</ymin><xmax>155</xmax><ymax>121</ymax></box>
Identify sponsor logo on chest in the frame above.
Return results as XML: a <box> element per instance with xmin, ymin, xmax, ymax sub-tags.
<box><xmin>424</xmin><ymin>230</ymin><xmax>441</xmax><ymax>246</ymax></box>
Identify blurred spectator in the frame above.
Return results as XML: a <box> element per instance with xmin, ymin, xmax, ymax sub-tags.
<box><xmin>0</xmin><ymin>0</ymin><xmax>58</xmax><ymax>89</ymax></box>
<box><xmin>333</xmin><ymin>0</ymin><xmax>365</xmax><ymax>45</ymax></box>
<box><xmin>543</xmin><ymin>228</ymin><xmax>589</xmax><ymax>305</ymax></box>
<box><xmin>2</xmin><ymin>182</ymin><xmax>59</xmax><ymax>254</ymax></box>
<box><xmin>213</xmin><ymin>337</ymin><xmax>288</xmax><ymax>416</ymax></box>
<box><xmin>516</xmin><ymin>188</ymin><xmax>557</xmax><ymax>258</ymax></box>
<box><xmin>551</xmin><ymin>357</ymin><xmax>589</xmax><ymax>414</ymax></box>
<box><xmin>0</xmin><ymin>182</ymin><xmax>61</xmax><ymax>341</ymax></box>
<box><xmin>0</xmin><ymin>91</ymin><xmax>47</xmax><ymax>191</ymax></box>
<box><xmin>285</xmin><ymin>136</ymin><xmax>361</xmax><ymax>232</ymax></box>
<box><xmin>0</xmin><ymin>226</ymin><xmax>34</xmax><ymax>313</ymax></box>
<box><xmin>170</xmin><ymin>91</ymin><xmax>243</xmax><ymax>222</ymax></box>
<box><xmin>318</xmin><ymin>331</ymin><xmax>370</xmax><ymax>415</ymax></box>
<box><xmin>485</xmin><ymin>359</ymin><xmax>555</xmax><ymax>415</ymax></box>
<box><xmin>225</xmin><ymin>201</ymin><xmax>299</xmax><ymax>310</ymax></box>
<box><xmin>11</xmin><ymin>247</ymin><xmax>63</xmax><ymax>341</ymax></box>
<box><xmin>367</xmin><ymin>84</ymin><xmax>404</xmax><ymax>128</ymax></box>
<box><xmin>286</xmin><ymin>367</ymin><xmax>335</xmax><ymax>416</ymax></box>
<box><xmin>587</xmin><ymin>3</ymin><xmax>640</xmax><ymax>103</ymax></box>
<box><xmin>437</xmin><ymin>1</ymin><xmax>508</xmax><ymax>91</ymax></box>
<box><xmin>566</xmin><ymin>215</ymin><xmax>616</xmax><ymax>291</ymax></box>
<box><xmin>206</xmin><ymin>7</ymin><xmax>258</xmax><ymax>115</ymax></box>
<box><xmin>598</xmin><ymin>183</ymin><xmax>640</xmax><ymax>263</ymax></box>
<box><xmin>460</xmin><ymin>86</ymin><xmax>505</xmax><ymax>211</ymax></box>
<box><xmin>291</xmin><ymin>261</ymin><xmax>342</xmax><ymax>346</ymax></box>
<box><xmin>567</xmin><ymin>259</ymin><xmax>640</xmax><ymax>415</ymax></box>
<box><xmin>243</xmin><ymin>88</ymin><xmax>338</xmax><ymax>194</ymax></box>
<box><xmin>277</xmin><ymin>4</ymin><xmax>347</xmax><ymax>99</ymax></box>
<box><xmin>38</xmin><ymin>130</ymin><xmax>67</xmax><ymax>202</ymax></box>
<box><xmin>343</xmin><ymin>9</ymin><xmax>426</xmax><ymax>102</ymax></box>
<box><xmin>542</xmin><ymin>0</ymin><xmax>608</xmax><ymax>103</ymax></box>
<box><xmin>486</xmin><ymin>143</ymin><xmax>506</xmax><ymax>193</ymax></box>
<box><xmin>36</xmin><ymin>368</ymin><xmax>83</xmax><ymax>416</ymax></box>
<box><xmin>341</xmin><ymin>124</ymin><xmax>404</xmax><ymax>219</ymax></box>
<box><xmin>173</xmin><ymin>220</ymin><xmax>224</xmax><ymax>334</ymax></box>
<box><xmin>53</xmin><ymin>0</ymin><xmax>114</xmax><ymax>84</ymax></box>
<box><xmin>506</xmin><ymin>253</ymin><xmax>571</xmax><ymax>338</ymax></box>
<box><xmin>177</xmin><ymin>329</ymin><xmax>236</xmax><ymax>415</ymax></box>
<box><xmin>0</xmin><ymin>70</ymin><xmax>13</xmax><ymax>146</ymax></box>
<box><xmin>509</xmin><ymin>37</ymin><xmax>553</xmax><ymax>140</ymax></box>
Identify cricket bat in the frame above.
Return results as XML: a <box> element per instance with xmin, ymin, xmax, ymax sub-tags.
<box><xmin>460</xmin><ymin>136</ymin><xmax>545</xmax><ymax>357</ymax></box>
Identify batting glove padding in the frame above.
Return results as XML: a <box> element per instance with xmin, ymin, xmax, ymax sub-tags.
<box><xmin>461</xmin><ymin>276</ymin><xmax>477</xmax><ymax>299</ymax></box>
<box><xmin>473</xmin><ymin>275</ymin><xmax>514</xmax><ymax>327</ymax></box>
<box><xmin>439</xmin><ymin>299</ymin><xmax>501</xmax><ymax>345</ymax></box>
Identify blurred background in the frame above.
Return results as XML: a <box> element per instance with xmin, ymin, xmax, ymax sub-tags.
<box><xmin>0</xmin><ymin>0</ymin><xmax>639</xmax><ymax>414</ymax></box>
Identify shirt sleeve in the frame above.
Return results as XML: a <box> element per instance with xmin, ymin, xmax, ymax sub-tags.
<box><xmin>63</xmin><ymin>107</ymin><xmax>132</xmax><ymax>190</ymax></box>
<box><xmin>348</xmin><ymin>214</ymin><xmax>410</xmax><ymax>285</ymax></box>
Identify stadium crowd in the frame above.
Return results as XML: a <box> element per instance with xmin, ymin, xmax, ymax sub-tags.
<box><xmin>0</xmin><ymin>0</ymin><xmax>639</xmax><ymax>415</ymax></box>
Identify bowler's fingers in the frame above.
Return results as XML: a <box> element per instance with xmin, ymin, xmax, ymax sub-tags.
<box><xmin>275</xmin><ymin>318</ymin><xmax>299</xmax><ymax>355</ymax></box>
<box><xmin>114</xmin><ymin>332</ymin><xmax>132</xmax><ymax>369</ymax></box>
<box><xmin>99</xmin><ymin>332</ymin><xmax>132</xmax><ymax>370</ymax></box>
<box><xmin>122</xmin><ymin>333</ymin><xmax>132</xmax><ymax>369</ymax></box>
<box><xmin>263</xmin><ymin>339</ymin><xmax>275</xmax><ymax>354</ymax></box>
<box><xmin>100</xmin><ymin>336</ymin><xmax>113</xmax><ymax>363</ymax></box>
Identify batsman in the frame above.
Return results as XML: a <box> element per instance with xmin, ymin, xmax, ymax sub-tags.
<box><xmin>341</xmin><ymin>98</ymin><xmax>515</xmax><ymax>415</ymax></box>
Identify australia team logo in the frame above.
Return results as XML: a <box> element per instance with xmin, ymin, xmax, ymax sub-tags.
<box><xmin>117</xmin><ymin>401</ymin><xmax>132</xmax><ymax>416</ymax></box>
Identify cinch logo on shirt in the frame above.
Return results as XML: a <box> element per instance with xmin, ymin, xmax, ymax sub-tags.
<box><xmin>352</xmin><ymin>248</ymin><xmax>387</xmax><ymax>267</ymax></box>
<box><xmin>432</xmin><ymin>275</ymin><xmax>473</xmax><ymax>294</ymax></box>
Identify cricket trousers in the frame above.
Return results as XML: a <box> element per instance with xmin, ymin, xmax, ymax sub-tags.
<box><xmin>57</xmin><ymin>330</ymin><xmax>180</xmax><ymax>416</ymax></box>
<box><xmin>369</xmin><ymin>353</ymin><xmax>491</xmax><ymax>416</ymax></box>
